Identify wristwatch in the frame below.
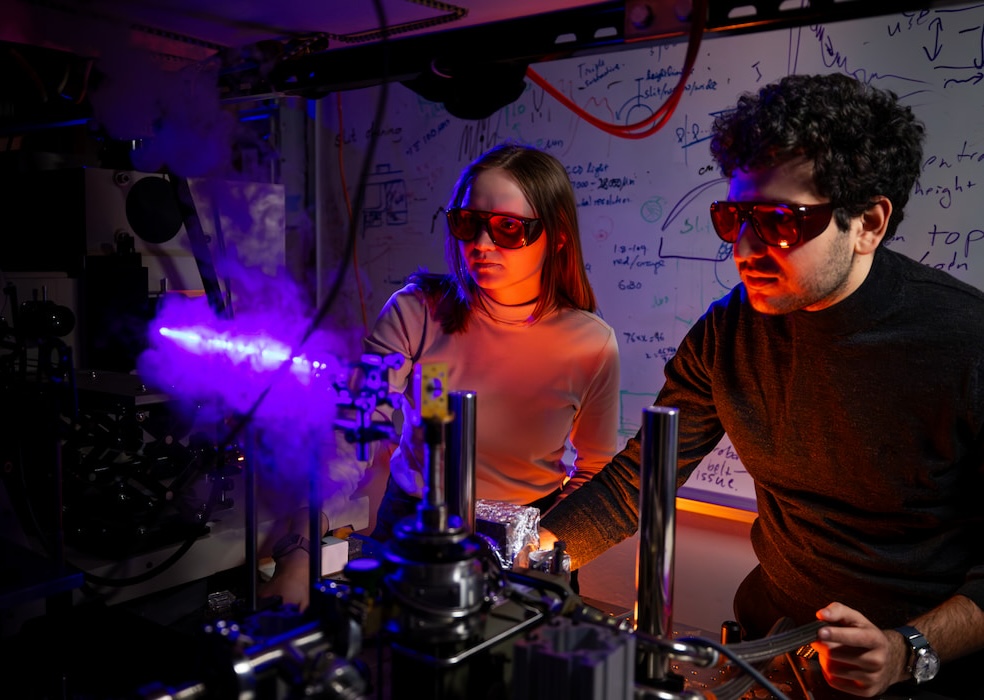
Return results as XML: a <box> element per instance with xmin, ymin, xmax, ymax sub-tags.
<box><xmin>272</xmin><ymin>533</ymin><xmax>310</xmax><ymax>562</ymax></box>
<box><xmin>894</xmin><ymin>625</ymin><xmax>941</xmax><ymax>684</ymax></box>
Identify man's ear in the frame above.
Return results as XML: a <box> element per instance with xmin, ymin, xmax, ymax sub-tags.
<box><xmin>856</xmin><ymin>196</ymin><xmax>892</xmax><ymax>255</ymax></box>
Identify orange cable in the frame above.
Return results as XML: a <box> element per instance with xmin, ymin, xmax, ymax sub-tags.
<box><xmin>335</xmin><ymin>91</ymin><xmax>370</xmax><ymax>333</ymax></box>
<box><xmin>525</xmin><ymin>1</ymin><xmax>707</xmax><ymax>139</ymax></box>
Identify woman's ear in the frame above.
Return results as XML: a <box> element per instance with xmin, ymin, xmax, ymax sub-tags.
<box><xmin>856</xmin><ymin>196</ymin><xmax>891</xmax><ymax>255</ymax></box>
<box><xmin>556</xmin><ymin>233</ymin><xmax>567</xmax><ymax>253</ymax></box>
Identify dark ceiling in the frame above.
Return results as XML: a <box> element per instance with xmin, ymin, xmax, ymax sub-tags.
<box><xmin>0</xmin><ymin>1</ymin><xmax>967</xmax><ymax>141</ymax></box>
<box><xmin>2</xmin><ymin>0</ymin><xmax>621</xmax><ymax>136</ymax></box>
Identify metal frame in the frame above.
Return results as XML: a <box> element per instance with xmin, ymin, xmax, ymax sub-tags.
<box><xmin>216</xmin><ymin>0</ymin><xmax>967</xmax><ymax>101</ymax></box>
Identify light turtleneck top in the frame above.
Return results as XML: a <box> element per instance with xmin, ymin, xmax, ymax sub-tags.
<box><xmin>364</xmin><ymin>282</ymin><xmax>621</xmax><ymax>505</ymax></box>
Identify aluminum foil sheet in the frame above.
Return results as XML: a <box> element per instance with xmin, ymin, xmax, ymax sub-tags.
<box><xmin>474</xmin><ymin>499</ymin><xmax>540</xmax><ymax>569</ymax></box>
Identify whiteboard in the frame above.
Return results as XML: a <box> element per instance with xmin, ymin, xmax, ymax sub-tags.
<box><xmin>316</xmin><ymin>3</ymin><xmax>984</xmax><ymax>512</ymax></box>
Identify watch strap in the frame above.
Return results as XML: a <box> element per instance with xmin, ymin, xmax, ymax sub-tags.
<box><xmin>894</xmin><ymin>624</ymin><xmax>937</xmax><ymax>683</ymax></box>
<box><xmin>895</xmin><ymin>624</ymin><xmax>923</xmax><ymax>641</ymax></box>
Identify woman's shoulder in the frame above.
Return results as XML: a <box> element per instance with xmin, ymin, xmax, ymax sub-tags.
<box><xmin>553</xmin><ymin>306</ymin><xmax>618</xmax><ymax>342</ymax></box>
<box><xmin>375</xmin><ymin>281</ymin><xmax>431</xmax><ymax>331</ymax></box>
<box><xmin>378</xmin><ymin>272</ymin><xmax>467</xmax><ymax>335</ymax></box>
<box><xmin>385</xmin><ymin>272</ymin><xmax>453</xmax><ymax>305</ymax></box>
<box><xmin>379</xmin><ymin>282</ymin><xmax>423</xmax><ymax>313</ymax></box>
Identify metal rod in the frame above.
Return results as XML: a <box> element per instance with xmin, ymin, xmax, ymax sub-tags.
<box><xmin>244</xmin><ymin>429</ymin><xmax>258</xmax><ymax>613</ymax></box>
<box><xmin>309</xmin><ymin>434</ymin><xmax>323</xmax><ymax>591</ymax></box>
<box><xmin>417</xmin><ymin>418</ymin><xmax>448</xmax><ymax>532</ymax></box>
<box><xmin>444</xmin><ymin>390</ymin><xmax>477</xmax><ymax>532</ymax></box>
<box><xmin>636</xmin><ymin>405</ymin><xmax>680</xmax><ymax>684</ymax></box>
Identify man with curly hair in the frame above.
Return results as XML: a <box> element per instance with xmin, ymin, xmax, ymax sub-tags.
<box><xmin>539</xmin><ymin>73</ymin><xmax>984</xmax><ymax>699</ymax></box>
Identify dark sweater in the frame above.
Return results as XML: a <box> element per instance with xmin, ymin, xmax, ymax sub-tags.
<box><xmin>542</xmin><ymin>246</ymin><xmax>984</xmax><ymax>631</ymax></box>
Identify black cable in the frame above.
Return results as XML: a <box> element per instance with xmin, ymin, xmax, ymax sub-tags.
<box><xmin>708</xmin><ymin>620</ymin><xmax>828</xmax><ymax>664</ymax></box>
<box><xmin>80</xmin><ymin>506</ymin><xmax>215</xmax><ymax>588</ymax></box>
<box><xmin>210</xmin><ymin>0</ymin><xmax>391</xmax><ymax>461</ymax></box>
<box><xmin>300</xmin><ymin>1</ymin><xmax>389</xmax><ymax>347</ymax></box>
<box><xmin>630</xmin><ymin>618</ymin><xmax>827</xmax><ymax>700</ymax></box>
<box><xmin>0</xmin><ymin>0</ymin><xmax>393</xmax><ymax>602</ymax></box>
<box><xmin>630</xmin><ymin>627</ymin><xmax>790</xmax><ymax>700</ymax></box>
<box><xmin>785</xmin><ymin>651</ymin><xmax>816</xmax><ymax>700</ymax></box>
<box><xmin>139</xmin><ymin>0</ymin><xmax>394</xmax><ymax>512</ymax></box>
<box><xmin>568</xmin><ymin>606</ymin><xmax>819</xmax><ymax>698</ymax></box>
<box><xmin>502</xmin><ymin>568</ymin><xmax>574</xmax><ymax>615</ymax></box>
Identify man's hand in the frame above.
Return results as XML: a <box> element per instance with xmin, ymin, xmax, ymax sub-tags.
<box><xmin>812</xmin><ymin>602</ymin><xmax>908</xmax><ymax>697</ymax></box>
<box><xmin>538</xmin><ymin>527</ymin><xmax>558</xmax><ymax>551</ymax></box>
<box><xmin>259</xmin><ymin>548</ymin><xmax>313</xmax><ymax>611</ymax></box>
<box><xmin>514</xmin><ymin>527</ymin><xmax>560</xmax><ymax>569</ymax></box>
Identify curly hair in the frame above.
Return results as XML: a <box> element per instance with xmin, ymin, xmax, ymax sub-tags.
<box><xmin>709</xmin><ymin>73</ymin><xmax>926</xmax><ymax>240</ymax></box>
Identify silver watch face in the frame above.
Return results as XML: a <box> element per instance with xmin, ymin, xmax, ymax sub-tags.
<box><xmin>913</xmin><ymin>647</ymin><xmax>941</xmax><ymax>683</ymax></box>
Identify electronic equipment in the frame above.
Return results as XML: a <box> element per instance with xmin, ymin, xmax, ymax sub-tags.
<box><xmin>0</xmin><ymin>307</ymin><xmax>831</xmax><ymax>700</ymax></box>
<box><xmin>119</xmin><ymin>386</ymin><xmax>827</xmax><ymax>700</ymax></box>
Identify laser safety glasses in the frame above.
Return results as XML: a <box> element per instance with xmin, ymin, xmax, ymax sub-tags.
<box><xmin>709</xmin><ymin>201</ymin><xmax>835</xmax><ymax>249</ymax></box>
<box><xmin>446</xmin><ymin>208</ymin><xmax>544</xmax><ymax>249</ymax></box>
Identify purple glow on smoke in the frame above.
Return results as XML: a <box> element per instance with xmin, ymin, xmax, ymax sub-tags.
<box><xmin>137</xmin><ymin>283</ymin><xmax>367</xmax><ymax>515</ymax></box>
<box><xmin>156</xmin><ymin>326</ymin><xmax>337</xmax><ymax>387</ymax></box>
<box><xmin>140</xmin><ymin>294</ymin><xmax>348</xmax><ymax>426</ymax></box>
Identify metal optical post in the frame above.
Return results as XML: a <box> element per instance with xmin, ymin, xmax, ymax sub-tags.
<box><xmin>444</xmin><ymin>390</ymin><xmax>477</xmax><ymax>533</ymax></box>
<box><xmin>636</xmin><ymin>405</ymin><xmax>683</xmax><ymax>690</ymax></box>
<box><xmin>384</xmin><ymin>364</ymin><xmax>489</xmax><ymax>699</ymax></box>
